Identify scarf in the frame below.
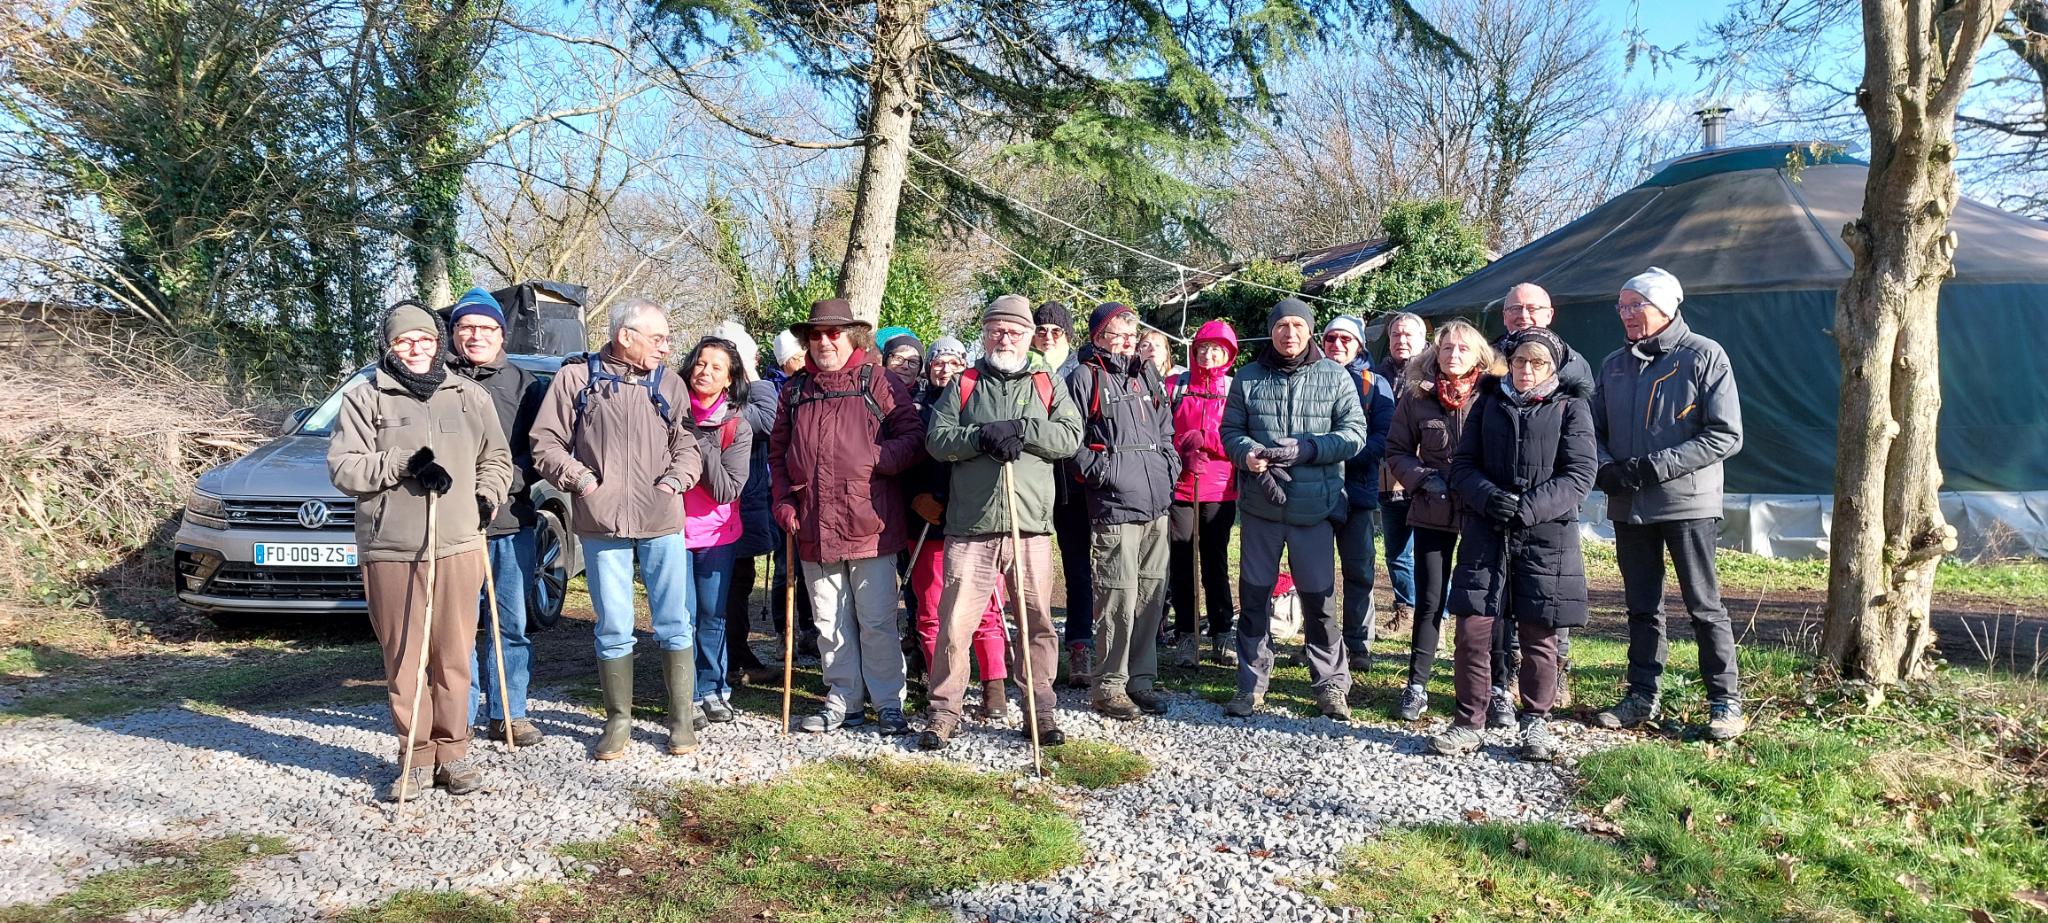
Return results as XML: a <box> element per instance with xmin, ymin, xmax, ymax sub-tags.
<box><xmin>1502</xmin><ymin>374</ymin><xmax>1560</xmax><ymax>406</ymax></box>
<box><xmin>1041</xmin><ymin>341</ymin><xmax>1071</xmax><ymax>371</ymax></box>
<box><xmin>690</xmin><ymin>390</ymin><xmax>728</xmax><ymax>425</ymax></box>
<box><xmin>1258</xmin><ymin>339</ymin><xmax>1323</xmax><ymax>374</ymax></box>
<box><xmin>1435</xmin><ymin>367</ymin><xmax>1481</xmax><ymax>411</ymax></box>
<box><xmin>380</xmin><ymin>351</ymin><xmax>446</xmax><ymax>402</ymax></box>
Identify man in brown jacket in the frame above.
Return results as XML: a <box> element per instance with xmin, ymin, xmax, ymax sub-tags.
<box><xmin>329</xmin><ymin>303</ymin><xmax>513</xmax><ymax>800</ymax></box>
<box><xmin>530</xmin><ymin>297</ymin><xmax>704</xmax><ymax>760</ymax></box>
<box><xmin>770</xmin><ymin>298</ymin><xmax>925</xmax><ymax>736</ymax></box>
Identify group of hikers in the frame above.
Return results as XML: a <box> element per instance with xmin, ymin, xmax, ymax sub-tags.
<box><xmin>327</xmin><ymin>267</ymin><xmax>1747</xmax><ymax>801</ymax></box>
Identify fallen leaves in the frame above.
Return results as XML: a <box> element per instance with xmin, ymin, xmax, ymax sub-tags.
<box><xmin>2014</xmin><ymin>889</ymin><xmax>2048</xmax><ymax>912</ymax></box>
<box><xmin>1895</xmin><ymin>873</ymin><xmax>1932</xmax><ymax>902</ymax></box>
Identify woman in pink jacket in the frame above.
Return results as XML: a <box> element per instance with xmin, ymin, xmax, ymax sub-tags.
<box><xmin>681</xmin><ymin>336</ymin><xmax>754</xmax><ymax>727</ymax></box>
<box><xmin>1165</xmin><ymin>319</ymin><xmax>1240</xmax><ymax>667</ymax></box>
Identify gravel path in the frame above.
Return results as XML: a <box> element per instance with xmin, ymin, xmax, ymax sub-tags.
<box><xmin>0</xmin><ymin>681</ymin><xmax>1610</xmax><ymax>922</ymax></box>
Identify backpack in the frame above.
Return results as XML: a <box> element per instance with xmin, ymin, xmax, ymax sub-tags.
<box><xmin>570</xmin><ymin>352</ymin><xmax>673</xmax><ymax>439</ymax></box>
<box><xmin>788</xmin><ymin>364</ymin><xmax>886</xmax><ymax>426</ymax></box>
<box><xmin>1079</xmin><ymin>358</ymin><xmax>1167</xmax><ymax>420</ymax></box>
<box><xmin>957</xmin><ymin>367</ymin><xmax>1056</xmax><ymax>414</ymax></box>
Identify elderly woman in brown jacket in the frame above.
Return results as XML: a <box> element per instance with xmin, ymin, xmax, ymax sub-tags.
<box><xmin>1382</xmin><ymin>319</ymin><xmax>1502</xmax><ymax>723</ymax></box>
<box><xmin>329</xmin><ymin>304</ymin><xmax>513</xmax><ymax>801</ymax></box>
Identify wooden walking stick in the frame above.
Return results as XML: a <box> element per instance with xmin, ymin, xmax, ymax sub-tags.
<box><xmin>480</xmin><ymin>546</ymin><xmax>515</xmax><ymax>751</ymax></box>
<box><xmin>1002</xmin><ymin>462</ymin><xmax>1044</xmax><ymax>778</ymax></box>
<box><xmin>396</xmin><ymin>494</ymin><xmax>438</xmax><ymax>811</ymax></box>
<box><xmin>781</xmin><ymin>532</ymin><xmax>797</xmax><ymax>736</ymax></box>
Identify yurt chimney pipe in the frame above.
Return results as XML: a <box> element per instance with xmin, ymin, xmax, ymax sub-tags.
<box><xmin>1695</xmin><ymin>105</ymin><xmax>1732</xmax><ymax>150</ymax></box>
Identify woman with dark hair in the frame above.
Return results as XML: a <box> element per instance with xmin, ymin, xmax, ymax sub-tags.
<box><xmin>1428</xmin><ymin>326</ymin><xmax>1595</xmax><ymax>763</ymax></box>
<box><xmin>680</xmin><ymin>335</ymin><xmax>755</xmax><ymax>726</ymax></box>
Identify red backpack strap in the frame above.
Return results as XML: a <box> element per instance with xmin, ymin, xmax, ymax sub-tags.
<box><xmin>957</xmin><ymin>368</ymin><xmax>980</xmax><ymax>409</ymax></box>
<box><xmin>1031</xmin><ymin>371</ymin><xmax>1055</xmax><ymax>412</ymax></box>
<box><xmin>718</xmin><ymin>416</ymin><xmax>739</xmax><ymax>449</ymax></box>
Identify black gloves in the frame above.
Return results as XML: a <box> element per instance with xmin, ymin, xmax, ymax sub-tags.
<box><xmin>978</xmin><ymin>419</ymin><xmax>1026</xmax><ymax>463</ymax></box>
<box><xmin>1260</xmin><ymin>436</ymin><xmax>1318</xmax><ymax>467</ymax></box>
<box><xmin>1253</xmin><ymin>469</ymin><xmax>1289</xmax><ymax>506</ymax></box>
<box><xmin>1622</xmin><ymin>457</ymin><xmax>1657</xmax><ymax>488</ymax></box>
<box><xmin>1484</xmin><ymin>490</ymin><xmax>1521</xmax><ymax>525</ymax></box>
<box><xmin>1594</xmin><ymin>463</ymin><xmax>1630</xmax><ymax>495</ymax></box>
<box><xmin>1419</xmin><ymin>473</ymin><xmax>1448</xmax><ymax>496</ymax></box>
<box><xmin>406</xmin><ymin>447</ymin><xmax>453</xmax><ymax>495</ymax></box>
<box><xmin>477</xmin><ymin>495</ymin><xmax>497</xmax><ymax>529</ymax></box>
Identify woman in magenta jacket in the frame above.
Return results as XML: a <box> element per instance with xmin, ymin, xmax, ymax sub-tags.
<box><xmin>1165</xmin><ymin>319</ymin><xmax>1240</xmax><ymax>667</ymax></box>
<box><xmin>680</xmin><ymin>336</ymin><xmax>754</xmax><ymax>727</ymax></box>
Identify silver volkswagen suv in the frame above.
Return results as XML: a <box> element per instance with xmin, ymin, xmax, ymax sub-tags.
<box><xmin>172</xmin><ymin>355</ymin><xmax>581</xmax><ymax>627</ymax></box>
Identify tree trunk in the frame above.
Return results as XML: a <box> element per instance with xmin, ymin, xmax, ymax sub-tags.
<box><xmin>1823</xmin><ymin>0</ymin><xmax>2006</xmax><ymax>696</ymax></box>
<box><xmin>835</xmin><ymin>0</ymin><xmax>926</xmax><ymax>326</ymax></box>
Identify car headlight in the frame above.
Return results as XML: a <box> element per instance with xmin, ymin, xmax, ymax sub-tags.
<box><xmin>185</xmin><ymin>489</ymin><xmax>228</xmax><ymax>527</ymax></box>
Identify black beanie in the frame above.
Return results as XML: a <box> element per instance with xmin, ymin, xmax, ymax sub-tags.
<box><xmin>1034</xmin><ymin>301</ymin><xmax>1073</xmax><ymax>335</ymax></box>
<box><xmin>1502</xmin><ymin>327</ymin><xmax>1568</xmax><ymax>368</ymax></box>
<box><xmin>1267</xmin><ymin>297</ymin><xmax>1315</xmax><ymax>332</ymax></box>
<box><xmin>1088</xmin><ymin>301</ymin><xmax>1135</xmax><ymax>335</ymax></box>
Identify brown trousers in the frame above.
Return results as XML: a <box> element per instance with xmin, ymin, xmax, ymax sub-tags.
<box><xmin>1452</xmin><ymin>614</ymin><xmax>1558</xmax><ymax>730</ymax></box>
<box><xmin>927</xmin><ymin>533</ymin><xmax>1058</xmax><ymax>727</ymax></box>
<box><xmin>364</xmin><ymin>549</ymin><xmax>485</xmax><ymax>764</ymax></box>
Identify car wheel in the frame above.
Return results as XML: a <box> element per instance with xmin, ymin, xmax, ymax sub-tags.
<box><xmin>528</xmin><ymin>509</ymin><xmax>570</xmax><ymax>632</ymax></box>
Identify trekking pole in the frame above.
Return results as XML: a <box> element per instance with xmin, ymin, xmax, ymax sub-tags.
<box><xmin>480</xmin><ymin>543</ymin><xmax>514</xmax><ymax>751</ymax></box>
<box><xmin>396</xmin><ymin>494</ymin><xmax>438</xmax><ymax>811</ymax></box>
<box><xmin>1188</xmin><ymin>462</ymin><xmax>1202</xmax><ymax>663</ymax></box>
<box><xmin>1002</xmin><ymin>462</ymin><xmax>1044</xmax><ymax>778</ymax></box>
<box><xmin>781</xmin><ymin>532</ymin><xmax>797</xmax><ymax>736</ymax></box>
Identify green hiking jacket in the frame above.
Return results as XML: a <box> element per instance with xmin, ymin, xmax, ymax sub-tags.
<box><xmin>1222</xmin><ymin>355</ymin><xmax>1370</xmax><ymax>526</ymax></box>
<box><xmin>925</xmin><ymin>355</ymin><xmax>1084</xmax><ymax>537</ymax></box>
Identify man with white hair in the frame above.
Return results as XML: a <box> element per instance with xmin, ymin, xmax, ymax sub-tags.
<box><xmin>918</xmin><ymin>294</ymin><xmax>1084</xmax><ymax>750</ymax></box>
<box><xmin>1589</xmin><ymin>267</ymin><xmax>1747</xmax><ymax>740</ymax></box>
<box><xmin>531</xmin><ymin>297</ymin><xmax>704</xmax><ymax>760</ymax></box>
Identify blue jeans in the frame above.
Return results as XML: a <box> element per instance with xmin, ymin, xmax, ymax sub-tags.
<box><xmin>1381</xmin><ymin>500</ymin><xmax>1417</xmax><ymax>609</ymax></box>
<box><xmin>584</xmin><ymin>532</ymin><xmax>694</xmax><ymax>661</ymax></box>
<box><xmin>690</xmin><ymin>542</ymin><xmax>739</xmax><ymax>702</ymax></box>
<box><xmin>469</xmin><ymin>529</ymin><xmax>535</xmax><ymax>723</ymax></box>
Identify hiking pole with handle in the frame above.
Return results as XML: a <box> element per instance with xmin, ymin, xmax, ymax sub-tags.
<box><xmin>479</xmin><ymin>535</ymin><xmax>514</xmax><ymax>751</ymax></box>
<box><xmin>1188</xmin><ymin>459</ymin><xmax>1202</xmax><ymax>665</ymax></box>
<box><xmin>781</xmin><ymin>532</ymin><xmax>797</xmax><ymax>736</ymax></box>
<box><xmin>1001</xmin><ymin>462</ymin><xmax>1044</xmax><ymax>779</ymax></box>
<box><xmin>396</xmin><ymin>493</ymin><xmax>438</xmax><ymax>812</ymax></box>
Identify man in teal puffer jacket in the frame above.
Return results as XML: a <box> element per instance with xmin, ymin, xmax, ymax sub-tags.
<box><xmin>1220</xmin><ymin>298</ymin><xmax>1370</xmax><ymax>720</ymax></box>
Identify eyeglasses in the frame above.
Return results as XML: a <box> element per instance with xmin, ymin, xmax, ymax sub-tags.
<box><xmin>1615</xmin><ymin>300</ymin><xmax>1653</xmax><ymax>317</ymax></box>
<box><xmin>1319</xmin><ymin>332</ymin><xmax>1357</xmax><ymax>344</ymax></box>
<box><xmin>985</xmin><ymin>326</ymin><xmax>1030</xmax><ymax>342</ymax></box>
<box><xmin>1510</xmin><ymin>355</ymin><xmax>1555</xmax><ymax>369</ymax></box>
<box><xmin>626</xmin><ymin>325</ymin><xmax>671</xmax><ymax>347</ymax></box>
<box><xmin>392</xmin><ymin>335</ymin><xmax>439</xmax><ymax>351</ymax></box>
<box><xmin>1503</xmin><ymin>303</ymin><xmax>1550</xmax><ymax>315</ymax></box>
<box><xmin>886</xmin><ymin>353</ymin><xmax>923</xmax><ymax>369</ymax></box>
<box><xmin>1098</xmin><ymin>330</ymin><xmax>1139</xmax><ymax>344</ymax></box>
<box><xmin>805</xmin><ymin>327</ymin><xmax>847</xmax><ymax>343</ymax></box>
<box><xmin>453</xmin><ymin>322</ymin><xmax>502</xmax><ymax>336</ymax></box>
<box><xmin>1034</xmin><ymin>325</ymin><xmax>1064</xmax><ymax>338</ymax></box>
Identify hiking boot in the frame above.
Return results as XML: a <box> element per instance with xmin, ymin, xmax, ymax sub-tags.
<box><xmin>1169</xmin><ymin>633</ymin><xmax>1199</xmax><ymax>667</ymax></box>
<box><xmin>701</xmin><ymin>698</ymin><xmax>735</xmax><ymax>724</ymax></box>
<box><xmin>487</xmin><ymin>718</ymin><xmax>543</xmax><ymax>748</ymax></box>
<box><xmin>593</xmin><ymin>654</ymin><xmax>635</xmax><ymax>761</ymax></box>
<box><xmin>974</xmin><ymin>680</ymin><xmax>1010</xmax><ymax>721</ymax></box>
<box><xmin>1348</xmin><ymin>649</ymin><xmax>1373</xmax><ymax>673</ymax></box>
<box><xmin>1128</xmin><ymin>687</ymin><xmax>1168</xmax><ymax>716</ymax></box>
<box><xmin>876</xmin><ymin>706</ymin><xmax>912</xmax><ymax>736</ymax></box>
<box><xmin>1427</xmin><ymin>726</ymin><xmax>1483</xmax><ymax>756</ymax></box>
<box><xmin>435</xmin><ymin>755</ymin><xmax>484</xmax><ymax>795</ymax></box>
<box><xmin>383</xmin><ymin>765</ymin><xmax>433</xmax><ymax>802</ymax></box>
<box><xmin>1593</xmin><ymin>693</ymin><xmax>1660</xmax><ymax>730</ymax></box>
<box><xmin>1487</xmin><ymin>687</ymin><xmax>1515</xmax><ymax>729</ymax></box>
<box><xmin>1066</xmin><ymin>643</ymin><xmax>1091</xmax><ymax>689</ymax></box>
<box><xmin>1394</xmin><ymin>684</ymin><xmax>1429</xmax><ymax>722</ymax></box>
<box><xmin>1518</xmin><ymin>716</ymin><xmax>1557</xmax><ymax>763</ymax></box>
<box><xmin>661</xmin><ymin>650</ymin><xmax>700</xmax><ymax>755</ymax></box>
<box><xmin>917</xmin><ymin>717</ymin><xmax>956</xmax><ymax>751</ymax></box>
<box><xmin>1705</xmin><ymin>700</ymin><xmax>1748</xmax><ymax>740</ymax></box>
<box><xmin>1210</xmin><ymin>630</ymin><xmax>1238</xmax><ymax>667</ymax></box>
<box><xmin>1317</xmin><ymin>688</ymin><xmax>1352</xmax><ymax>722</ymax></box>
<box><xmin>1092</xmin><ymin>689</ymin><xmax>1142</xmax><ymax>721</ymax></box>
<box><xmin>1025</xmin><ymin>718</ymin><xmax>1065</xmax><ymax>747</ymax></box>
<box><xmin>799</xmin><ymin>708</ymin><xmax>849</xmax><ymax>734</ymax></box>
<box><xmin>1223</xmin><ymin>692</ymin><xmax>1262</xmax><ymax>718</ymax></box>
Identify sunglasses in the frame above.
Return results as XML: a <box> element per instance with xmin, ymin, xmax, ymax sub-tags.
<box><xmin>806</xmin><ymin>327</ymin><xmax>847</xmax><ymax>342</ymax></box>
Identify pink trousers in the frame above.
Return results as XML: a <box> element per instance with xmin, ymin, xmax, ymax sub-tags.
<box><xmin>912</xmin><ymin>535</ymin><xmax>1007</xmax><ymax>681</ymax></box>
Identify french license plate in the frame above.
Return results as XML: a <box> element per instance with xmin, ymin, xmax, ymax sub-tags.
<box><xmin>253</xmin><ymin>542</ymin><xmax>357</xmax><ymax>567</ymax></box>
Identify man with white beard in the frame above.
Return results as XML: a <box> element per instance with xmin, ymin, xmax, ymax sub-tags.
<box><xmin>917</xmin><ymin>295</ymin><xmax>1084</xmax><ymax>750</ymax></box>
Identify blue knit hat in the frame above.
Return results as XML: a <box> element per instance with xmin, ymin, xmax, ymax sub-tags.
<box><xmin>447</xmin><ymin>286</ymin><xmax>506</xmax><ymax>329</ymax></box>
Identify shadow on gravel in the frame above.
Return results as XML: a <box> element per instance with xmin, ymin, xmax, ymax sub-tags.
<box><xmin>93</xmin><ymin>704</ymin><xmax>389</xmax><ymax>783</ymax></box>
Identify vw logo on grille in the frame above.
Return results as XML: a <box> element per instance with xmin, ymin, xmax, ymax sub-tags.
<box><xmin>297</xmin><ymin>500</ymin><xmax>332</xmax><ymax>529</ymax></box>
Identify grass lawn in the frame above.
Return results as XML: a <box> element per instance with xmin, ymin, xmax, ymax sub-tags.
<box><xmin>343</xmin><ymin>756</ymin><xmax>1083</xmax><ymax>922</ymax></box>
<box><xmin>1582</xmin><ymin>540</ymin><xmax>2048</xmax><ymax>608</ymax></box>
<box><xmin>0</xmin><ymin>835</ymin><xmax>289</xmax><ymax>923</ymax></box>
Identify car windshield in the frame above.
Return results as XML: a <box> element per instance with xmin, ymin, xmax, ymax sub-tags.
<box><xmin>295</xmin><ymin>368</ymin><xmax>375</xmax><ymax>437</ymax></box>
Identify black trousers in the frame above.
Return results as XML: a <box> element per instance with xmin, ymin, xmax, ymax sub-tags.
<box><xmin>1405</xmin><ymin>525</ymin><xmax>1458</xmax><ymax>688</ymax></box>
<box><xmin>1055</xmin><ymin>497</ymin><xmax>1096</xmax><ymax>646</ymax></box>
<box><xmin>727</xmin><ymin>554</ymin><xmax>767</xmax><ymax>670</ymax></box>
<box><xmin>1615</xmin><ymin>517</ymin><xmax>1740</xmax><ymax>702</ymax></box>
<box><xmin>1168</xmin><ymin>499</ymin><xmax>1237</xmax><ymax>636</ymax></box>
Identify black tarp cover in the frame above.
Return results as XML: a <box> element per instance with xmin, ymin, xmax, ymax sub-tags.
<box><xmin>1405</xmin><ymin>144</ymin><xmax>2048</xmax><ymax>495</ymax></box>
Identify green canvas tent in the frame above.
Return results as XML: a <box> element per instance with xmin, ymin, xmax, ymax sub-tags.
<box><xmin>1406</xmin><ymin>143</ymin><xmax>2048</xmax><ymax>558</ymax></box>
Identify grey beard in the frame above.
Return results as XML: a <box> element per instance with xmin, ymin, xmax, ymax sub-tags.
<box><xmin>986</xmin><ymin>350</ymin><xmax>1027</xmax><ymax>374</ymax></box>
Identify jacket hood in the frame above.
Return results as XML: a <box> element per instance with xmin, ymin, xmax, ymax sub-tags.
<box><xmin>1188</xmin><ymin>319</ymin><xmax>1239</xmax><ymax>387</ymax></box>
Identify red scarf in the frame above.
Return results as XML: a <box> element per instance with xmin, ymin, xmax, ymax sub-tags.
<box><xmin>1436</xmin><ymin>368</ymin><xmax>1481</xmax><ymax>411</ymax></box>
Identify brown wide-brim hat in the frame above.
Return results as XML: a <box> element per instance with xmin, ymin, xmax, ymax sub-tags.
<box><xmin>790</xmin><ymin>297</ymin><xmax>872</xmax><ymax>339</ymax></box>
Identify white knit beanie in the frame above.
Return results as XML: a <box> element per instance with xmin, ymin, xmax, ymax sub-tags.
<box><xmin>1622</xmin><ymin>266</ymin><xmax>1685</xmax><ymax>313</ymax></box>
<box><xmin>772</xmin><ymin>329</ymin><xmax>803</xmax><ymax>366</ymax></box>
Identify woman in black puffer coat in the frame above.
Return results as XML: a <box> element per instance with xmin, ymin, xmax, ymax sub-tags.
<box><xmin>1427</xmin><ymin>327</ymin><xmax>1595</xmax><ymax>763</ymax></box>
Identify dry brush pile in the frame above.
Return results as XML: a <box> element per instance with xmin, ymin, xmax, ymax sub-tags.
<box><xmin>0</xmin><ymin>332</ymin><xmax>276</xmax><ymax>609</ymax></box>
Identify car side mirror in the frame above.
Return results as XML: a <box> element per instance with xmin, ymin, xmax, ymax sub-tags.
<box><xmin>283</xmin><ymin>406</ymin><xmax>313</xmax><ymax>435</ymax></box>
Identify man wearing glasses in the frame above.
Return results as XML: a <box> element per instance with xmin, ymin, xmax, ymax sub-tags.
<box><xmin>1589</xmin><ymin>267</ymin><xmax>1747</xmax><ymax>741</ymax></box>
<box><xmin>531</xmin><ymin>297</ymin><xmax>706</xmax><ymax>760</ymax></box>
<box><xmin>446</xmin><ymin>288</ymin><xmax>550</xmax><ymax>749</ymax></box>
<box><xmin>1319</xmin><ymin>316</ymin><xmax>1394</xmax><ymax>675</ymax></box>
